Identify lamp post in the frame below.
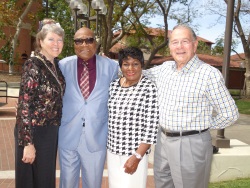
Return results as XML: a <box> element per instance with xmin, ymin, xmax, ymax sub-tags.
<box><xmin>68</xmin><ymin>0</ymin><xmax>107</xmax><ymax>41</ymax></box>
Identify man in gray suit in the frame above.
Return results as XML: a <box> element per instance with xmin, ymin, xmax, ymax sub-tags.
<box><xmin>58</xmin><ymin>27</ymin><xmax>118</xmax><ymax>188</ymax></box>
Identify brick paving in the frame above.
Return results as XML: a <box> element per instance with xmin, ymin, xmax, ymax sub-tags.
<box><xmin>0</xmin><ymin>97</ymin><xmax>155</xmax><ymax>188</ymax></box>
<box><xmin>0</xmin><ymin>72</ymin><xmax>21</xmax><ymax>83</ymax></box>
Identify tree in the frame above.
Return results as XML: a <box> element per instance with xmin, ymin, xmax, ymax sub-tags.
<box><xmin>39</xmin><ymin>0</ymin><xmax>200</xmax><ymax>67</ymax></box>
<box><xmin>47</xmin><ymin>0</ymin><xmax>192</xmax><ymax>66</ymax></box>
<box><xmin>197</xmin><ymin>41</ymin><xmax>211</xmax><ymax>54</ymax></box>
<box><xmin>1</xmin><ymin>0</ymin><xmax>200</xmax><ymax>73</ymax></box>
<box><xmin>212</xmin><ymin>37</ymin><xmax>239</xmax><ymax>55</ymax></box>
<box><xmin>212</xmin><ymin>38</ymin><xmax>224</xmax><ymax>55</ymax></box>
<box><xmin>205</xmin><ymin>0</ymin><xmax>250</xmax><ymax>97</ymax></box>
<box><xmin>0</xmin><ymin>0</ymin><xmax>20</xmax><ymax>73</ymax></box>
<box><xmin>233</xmin><ymin>0</ymin><xmax>250</xmax><ymax>97</ymax></box>
<box><xmin>101</xmin><ymin>0</ymin><xmax>201</xmax><ymax>68</ymax></box>
<box><xmin>0</xmin><ymin>0</ymin><xmax>38</xmax><ymax>74</ymax></box>
<box><xmin>10</xmin><ymin>0</ymin><xmax>35</xmax><ymax>74</ymax></box>
<box><xmin>40</xmin><ymin>0</ymin><xmax>75</xmax><ymax>58</ymax></box>
<box><xmin>0</xmin><ymin>0</ymin><xmax>73</xmax><ymax>74</ymax></box>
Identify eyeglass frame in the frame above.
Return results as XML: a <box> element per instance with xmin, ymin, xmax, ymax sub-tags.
<box><xmin>169</xmin><ymin>39</ymin><xmax>195</xmax><ymax>47</ymax></box>
<box><xmin>74</xmin><ymin>37</ymin><xmax>95</xmax><ymax>45</ymax></box>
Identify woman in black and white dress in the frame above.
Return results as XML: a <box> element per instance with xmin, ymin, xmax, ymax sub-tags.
<box><xmin>107</xmin><ymin>47</ymin><xmax>159</xmax><ymax>188</ymax></box>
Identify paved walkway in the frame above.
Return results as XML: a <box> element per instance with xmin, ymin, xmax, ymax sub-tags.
<box><xmin>0</xmin><ymin>96</ymin><xmax>249</xmax><ymax>188</ymax></box>
<box><xmin>0</xmin><ymin>97</ymin><xmax>154</xmax><ymax>188</ymax></box>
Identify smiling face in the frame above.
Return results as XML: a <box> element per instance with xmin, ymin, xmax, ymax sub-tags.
<box><xmin>121</xmin><ymin>56</ymin><xmax>142</xmax><ymax>85</ymax></box>
<box><xmin>74</xmin><ymin>27</ymin><xmax>97</xmax><ymax>61</ymax></box>
<box><xmin>40</xmin><ymin>32</ymin><xmax>64</xmax><ymax>61</ymax></box>
<box><xmin>169</xmin><ymin>27</ymin><xmax>198</xmax><ymax>70</ymax></box>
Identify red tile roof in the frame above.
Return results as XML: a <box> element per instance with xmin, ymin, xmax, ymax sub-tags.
<box><xmin>230</xmin><ymin>53</ymin><xmax>245</xmax><ymax>61</ymax></box>
<box><xmin>109</xmin><ymin>42</ymin><xmax>127</xmax><ymax>53</ymax></box>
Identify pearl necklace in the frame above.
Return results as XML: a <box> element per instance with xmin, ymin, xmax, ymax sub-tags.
<box><xmin>113</xmin><ymin>75</ymin><xmax>143</xmax><ymax>115</ymax></box>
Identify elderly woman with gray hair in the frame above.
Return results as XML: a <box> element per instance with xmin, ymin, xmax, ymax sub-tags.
<box><xmin>15</xmin><ymin>18</ymin><xmax>65</xmax><ymax>188</ymax></box>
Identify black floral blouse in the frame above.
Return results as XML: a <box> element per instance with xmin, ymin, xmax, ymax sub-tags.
<box><xmin>16</xmin><ymin>52</ymin><xmax>65</xmax><ymax>146</ymax></box>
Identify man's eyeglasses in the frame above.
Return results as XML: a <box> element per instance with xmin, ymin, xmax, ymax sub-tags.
<box><xmin>170</xmin><ymin>39</ymin><xmax>193</xmax><ymax>47</ymax></box>
<box><xmin>74</xmin><ymin>38</ymin><xmax>95</xmax><ymax>45</ymax></box>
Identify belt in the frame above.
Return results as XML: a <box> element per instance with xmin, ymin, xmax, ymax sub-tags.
<box><xmin>161</xmin><ymin>127</ymin><xmax>208</xmax><ymax>137</ymax></box>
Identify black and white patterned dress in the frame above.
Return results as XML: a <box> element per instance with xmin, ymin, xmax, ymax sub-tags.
<box><xmin>107</xmin><ymin>76</ymin><xmax>159</xmax><ymax>156</ymax></box>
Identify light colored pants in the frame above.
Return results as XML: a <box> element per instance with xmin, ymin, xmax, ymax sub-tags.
<box><xmin>154</xmin><ymin>130</ymin><xmax>213</xmax><ymax>188</ymax></box>
<box><xmin>107</xmin><ymin>150</ymin><xmax>149</xmax><ymax>188</ymax></box>
<box><xmin>59</xmin><ymin>128</ymin><xmax>106</xmax><ymax>188</ymax></box>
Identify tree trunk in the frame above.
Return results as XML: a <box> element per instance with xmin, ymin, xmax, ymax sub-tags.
<box><xmin>232</xmin><ymin>0</ymin><xmax>250</xmax><ymax>98</ymax></box>
<box><xmin>9</xmin><ymin>0</ymin><xmax>34</xmax><ymax>74</ymax></box>
<box><xmin>245</xmin><ymin>58</ymin><xmax>250</xmax><ymax>97</ymax></box>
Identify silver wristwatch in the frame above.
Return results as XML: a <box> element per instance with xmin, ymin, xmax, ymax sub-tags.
<box><xmin>132</xmin><ymin>151</ymin><xmax>142</xmax><ymax>160</ymax></box>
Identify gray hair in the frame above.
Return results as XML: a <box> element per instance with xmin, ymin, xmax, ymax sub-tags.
<box><xmin>172</xmin><ymin>24</ymin><xmax>197</xmax><ymax>41</ymax></box>
<box><xmin>35</xmin><ymin>23</ymin><xmax>65</xmax><ymax>51</ymax></box>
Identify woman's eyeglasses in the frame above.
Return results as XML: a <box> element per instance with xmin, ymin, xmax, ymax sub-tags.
<box><xmin>74</xmin><ymin>38</ymin><xmax>95</xmax><ymax>45</ymax></box>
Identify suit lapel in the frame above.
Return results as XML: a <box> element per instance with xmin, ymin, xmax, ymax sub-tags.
<box><xmin>73</xmin><ymin>56</ymin><xmax>85</xmax><ymax>101</ymax></box>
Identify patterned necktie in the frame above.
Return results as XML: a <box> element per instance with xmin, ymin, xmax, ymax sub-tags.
<box><xmin>80</xmin><ymin>62</ymin><xmax>89</xmax><ymax>99</ymax></box>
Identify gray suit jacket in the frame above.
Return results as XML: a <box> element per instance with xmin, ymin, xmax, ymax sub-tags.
<box><xmin>58</xmin><ymin>55</ymin><xmax>118</xmax><ymax>152</ymax></box>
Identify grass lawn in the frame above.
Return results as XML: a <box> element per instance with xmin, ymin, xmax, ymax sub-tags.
<box><xmin>229</xmin><ymin>90</ymin><xmax>250</xmax><ymax>115</ymax></box>
<box><xmin>234</xmin><ymin>98</ymin><xmax>250</xmax><ymax>115</ymax></box>
<box><xmin>209</xmin><ymin>178</ymin><xmax>250</xmax><ymax>188</ymax></box>
<box><xmin>209</xmin><ymin>97</ymin><xmax>250</xmax><ymax>187</ymax></box>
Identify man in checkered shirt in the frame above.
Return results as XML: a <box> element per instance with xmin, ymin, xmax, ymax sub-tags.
<box><xmin>144</xmin><ymin>24</ymin><xmax>239</xmax><ymax>188</ymax></box>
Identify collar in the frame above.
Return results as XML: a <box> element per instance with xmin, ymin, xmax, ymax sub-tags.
<box><xmin>77</xmin><ymin>55</ymin><xmax>95</xmax><ymax>67</ymax></box>
<box><xmin>77</xmin><ymin>55</ymin><xmax>96</xmax><ymax>71</ymax></box>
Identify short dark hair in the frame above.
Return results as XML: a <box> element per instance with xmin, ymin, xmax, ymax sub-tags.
<box><xmin>118</xmin><ymin>47</ymin><xmax>144</xmax><ymax>68</ymax></box>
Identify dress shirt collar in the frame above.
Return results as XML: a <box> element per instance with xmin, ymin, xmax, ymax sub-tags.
<box><xmin>77</xmin><ymin>55</ymin><xmax>95</xmax><ymax>69</ymax></box>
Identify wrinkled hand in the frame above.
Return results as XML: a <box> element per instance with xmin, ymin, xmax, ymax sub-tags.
<box><xmin>22</xmin><ymin>144</ymin><xmax>36</xmax><ymax>164</ymax></box>
<box><xmin>123</xmin><ymin>155</ymin><xmax>140</xmax><ymax>175</ymax></box>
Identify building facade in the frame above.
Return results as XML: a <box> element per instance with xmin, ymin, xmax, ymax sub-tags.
<box><xmin>0</xmin><ymin>0</ymin><xmax>41</xmax><ymax>72</ymax></box>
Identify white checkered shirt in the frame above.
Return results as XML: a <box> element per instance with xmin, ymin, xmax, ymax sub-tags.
<box><xmin>107</xmin><ymin>76</ymin><xmax>159</xmax><ymax>156</ymax></box>
<box><xmin>144</xmin><ymin>55</ymin><xmax>239</xmax><ymax>131</ymax></box>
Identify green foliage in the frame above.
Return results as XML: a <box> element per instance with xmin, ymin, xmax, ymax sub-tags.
<box><xmin>209</xmin><ymin>178</ymin><xmax>250</xmax><ymax>188</ymax></box>
<box><xmin>235</xmin><ymin>99</ymin><xmax>250</xmax><ymax>115</ymax></box>
<box><xmin>126</xmin><ymin>34</ymin><xmax>150</xmax><ymax>50</ymax></box>
<box><xmin>0</xmin><ymin>0</ymin><xmax>23</xmax><ymax>26</ymax></box>
<box><xmin>40</xmin><ymin>0</ymin><xmax>75</xmax><ymax>58</ymax></box>
<box><xmin>0</xmin><ymin>39</ymin><xmax>12</xmax><ymax>64</ymax></box>
<box><xmin>197</xmin><ymin>41</ymin><xmax>210</xmax><ymax>54</ymax></box>
<box><xmin>0</xmin><ymin>37</ymin><xmax>18</xmax><ymax>65</ymax></box>
<box><xmin>126</xmin><ymin>32</ymin><xmax>170</xmax><ymax>56</ymax></box>
<box><xmin>212</xmin><ymin>38</ymin><xmax>224</xmax><ymax>55</ymax></box>
<box><xmin>212</xmin><ymin>37</ymin><xmax>240</xmax><ymax>55</ymax></box>
<box><xmin>0</xmin><ymin>0</ymin><xmax>36</xmax><ymax>66</ymax></box>
<box><xmin>230</xmin><ymin>89</ymin><xmax>241</xmax><ymax>96</ymax></box>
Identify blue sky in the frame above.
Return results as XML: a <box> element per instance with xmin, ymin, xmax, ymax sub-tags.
<box><xmin>149</xmin><ymin>13</ymin><xmax>244</xmax><ymax>55</ymax></box>
<box><xmin>194</xmin><ymin>15</ymin><xmax>244</xmax><ymax>55</ymax></box>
